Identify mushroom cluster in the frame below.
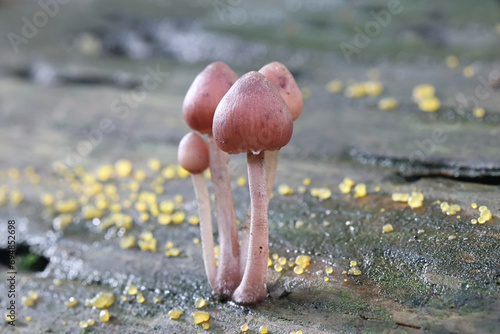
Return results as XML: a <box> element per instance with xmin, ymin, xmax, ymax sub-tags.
<box><xmin>178</xmin><ymin>61</ymin><xmax>302</xmax><ymax>305</ymax></box>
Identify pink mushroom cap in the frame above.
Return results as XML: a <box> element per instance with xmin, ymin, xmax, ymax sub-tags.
<box><xmin>178</xmin><ymin>132</ymin><xmax>210</xmax><ymax>174</ymax></box>
<box><xmin>182</xmin><ymin>62</ymin><xmax>239</xmax><ymax>135</ymax></box>
<box><xmin>258</xmin><ymin>61</ymin><xmax>303</xmax><ymax>121</ymax></box>
<box><xmin>212</xmin><ymin>71</ymin><xmax>293</xmax><ymax>155</ymax></box>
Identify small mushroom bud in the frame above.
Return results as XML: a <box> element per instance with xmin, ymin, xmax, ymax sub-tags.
<box><xmin>178</xmin><ymin>132</ymin><xmax>216</xmax><ymax>290</ymax></box>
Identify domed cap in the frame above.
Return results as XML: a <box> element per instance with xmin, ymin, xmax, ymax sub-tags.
<box><xmin>183</xmin><ymin>62</ymin><xmax>239</xmax><ymax>134</ymax></box>
<box><xmin>178</xmin><ymin>132</ymin><xmax>210</xmax><ymax>174</ymax></box>
<box><xmin>258</xmin><ymin>61</ymin><xmax>303</xmax><ymax>121</ymax></box>
<box><xmin>213</xmin><ymin>71</ymin><xmax>293</xmax><ymax>155</ymax></box>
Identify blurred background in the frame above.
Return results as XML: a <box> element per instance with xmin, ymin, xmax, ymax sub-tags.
<box><xmin>0</xmin><ymin>1</ymin><xmax>499</xmax><ymax>333</ymax></box>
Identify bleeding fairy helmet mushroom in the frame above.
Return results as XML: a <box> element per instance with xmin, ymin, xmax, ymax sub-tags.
<box><xmin>182</xmin><ymin>62</ymin><xmax>241</xmax><ymax>299</ymax></box>
<box><xmin>258</xmin><ymin>61</ymin><xmax>303</xmax><ymax>195</ymax></box>
<box><xmin>183</xmin><ymin>62</ymin><xmax>239</xmax><ymax>134</ymax></box>
<box><xmin>213</xmin><ymin>71</ymin><xmax>293</xmax><ymax>305</ymax></box>
<box><xmin>258</xmin><ymin>61</ymin><xmax>303</xmax><ymax>121</ymax></box>
<box><xmin>178</xmin><ymin>132</ymin><xmax>216</xmax><ymax>290</ymax></box>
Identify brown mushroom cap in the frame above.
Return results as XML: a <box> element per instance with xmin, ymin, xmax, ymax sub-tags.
<box><xmin>258</xmin><ymin>61</ymin><xmax>303</xmax><ymax>121</ymax></box>
<box><xmin>178</xmin><ymin>132</ymin><xmax>210</xmax><ymax>174</ymax></box>
<box><xmin>213</xmin><ymin>71</ymin><xmax>293</xmax><ymax>155</ymax></box>
<box><xmin>182</xmin><ymin>62</ymin><xmax>239</xmax><ymax>134</ymax></box>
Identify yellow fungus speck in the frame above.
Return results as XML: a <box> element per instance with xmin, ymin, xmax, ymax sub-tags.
<box><xmin>274</xmin><ymin>263</ymin><xmax>283</xmax><ymax>272</ymax></box>
<box><xmin>473</xmin><ymin>108</ymin><xmax>485</xmax><ymax>118</ymax></box>
<box><xmin>88</xmin><ymin>292</ymin><xmax>115</xmax><ymax>309</ymax></box>
<box><xmin>463</xmin><ymin>66</ymin><xmax>475</xmax><ymax>78</ymax></box>
<box><xmin>99</xmin><ymin>310</ymin><xmax>110</xmax><ymax>323</ymax></box>
<box><xmin>378</xmin><ymin>97</ymin><xmax>399</xmax><ymax>110</ymax></box>
<box><xmin>278</xmin><ymin>184</ymin><xmax>294</xmax><ymax>195</ymax></box>
<box><xmin>479</xmin><ymin>205</ymin><xmax>487</xmax><ymax>213</ymax></box>
<box><xmin>344</xmin><ymin>83</ymin><xmax>366</xmax><ymax>98</ymax></box>
<box><xmin>136</xmin><ymin>293</ymin><xmax>145</xmax><ymax>304</ymax></box>
<box><xmin>193</xmin><ymin>311</ymin><xmax>210</xmax><ymax>325</ymax></box>
<box><xmin>202</xmin><ymin>322</ymin><xmax>210</xmax><ymax>329</ymax></box>
<box><xmin>315</xmin><ymin>187</ymin><xmax>332</xmax><ymax>200</ymax></box>
<box><xmin>168</xmin><ymin>309</ymin><xmax>183</xmax><ymax>320</ymax></box>
<box><xmin>174</xmin><ymin>194</ymin><xmax>183</xmax><ymax>204</ymax></box>
<box><xmin>22</xmin><ymin>296</ymin><xmax>34</xmax><ymax>307</ymax></box>
<box><xmin>193</xmin><ymin>237</ymin><xmax>200</xmax><ymax>245</ymax></box>
<box><xmin>348</xmin><ymin>267</ymin><xmax>362</xmax><ymax>276</ymax></box>
<box><xmin>418</xmin><ymin>96</ymin><xmax>441</xmax><ymax>112</ymax></box>
<box><xmin>325</xmin><ymin>266</ymin><xmax>333</xmax><ymax>274</ymax></box>
<box><xmin>383</xmin><ymin>224</ymin><xmax>394</xmax><ymax>233</ymax></box>
<box><xmin>354</xmin><ymin>184</ymin><xmax>366</xmax><ymax>198</ymax></box>
<box><xmin>189</xmin><ymin>216</ymin><xmax>200</xmax><ymax>225</ymax></box>
<box><xmin>65</xmin><ymin>297</ymin><xmax>78</xmax><ymax>308</ymax></box>
<box><xmin>364</xmin><ymin>81</ymin><xmax>384</xmax><ymax>96</ymax></box>
<box><xmin>172</xmin><ymin>211</ymin><xmax>185</xmax><ymax>224</ymax></box>
<box><xmin>295</xmin><ymin>220</ymin><xmax>304</xmax><ymax>228</ymax></box>
<box><xmin>41</xmin><ymin>193</ymin><xmax>54</xmax><ymax>206</ymax></box>
<box><xmin>392</xmin><ymin>193</ymin><xmax>409</xmax><ymax>202</ymax></box>
<box><xmin>195</xmin><ymin>297</ymin><xmax>207</xmax><ymax>309</ymax></box>
<box><xmin>241</xmin><ymin>323</ymin><xmax>249</xmax><ymax>332</ymax></box>
<box><xmin>259</xmin><ymin>325</ymin><xmax>268</xmax><ymax>334</ymax></box>
<box><xmin>408</xmin><ymin>191</ymin><xmax>424</xmax><ymax>208</ymax></box>
<box><xmin>294</xmin><ymin>266</ymin><xmax>304</xmax><ymax>275</ymax></box>
<box><xmin>303</xmin><ymin>178</ymin><xmax>311</xmax><ymax>186</ymax></box>
<box><xmin>350</xmin><ymin>260</ymin><xmax>357</xmax><ymax>267</ymax></box>
<box><xmin>79</xmin><ymin>320</ymin><xmax>88</xmax><ymax>329</ymax></box>
<box><xmin>412</xmin><ymin>84</ymin><xmax>435</xmax><ymax>102</ymax></box>
<box><xmin>324</xmin><ymin>277</ymin><xmax>329</xmax><ymax>282</ymax></box>
<box><xmin>237</xmin><ymin>177</ymin><xmax>247</xmax><ymax>187</ymax></box>
<box><xmin>148</xmin><ymin>158</ymin><xmax>161</xmax><ymax>171</ymax></box>
<box><xmin>115</xmin><ymin>159</ymin><xmax>132</xmax><ymax>177</ymax></box>
<box><xmin>471</xmin><ymin>203</ymin><xmax>478</xmax><ymax>209</ymax></box>
<box><xmin>28</xmin><ymin>291</ymin><xmax>39</xmax><ymax>300</ymax></box>
<box><xmin>96</xmin><ymin>165</ymin><xmax>114</xmax><ymax>181</ymax></box>
<box><xmin>25</xmin><ymin>316</ymin><xmax>32</xmax><ymax>321</ymax></box>
<box><xmin>325</xmin><ymin>80</ymin><xmax>343</xmax><ymax>94</ymax></box>
<box><xmin>134</xmin><ymin>170</ymin><xmax>147</xmax><ymax>182</ymax></box>
<box><xmin>297</xmin><ymin>185</ymin><xmax>307</xmax><ymax>194</ymax></box>
<box><xmin>126</xmin><ymin>285</ymin><xmax>138</xmax><ymax>295</ymax></box>
<box><xmin>445</xmin><ymin>55</ymin><xmax>459</xmax><ymax>68</ymax></box>
<box><xmin>448</xmin><ymin>235</ymin><xmax>456</xmax><ymax>241</ymax></box>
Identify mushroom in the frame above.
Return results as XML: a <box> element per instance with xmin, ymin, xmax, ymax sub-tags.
<box><xmin>182</xmin><ymin>62</ymin><xmax>241</xmax><ymax>298</ymax></box>
<box><xmin>213</xmin><ymin>71</ymin><xmax>293</xmax><ymax>305</ymax></box>
<box><xmin>178</xmin><ymin>132</ymin><xmax>216</xmax><ymax>290</ymax></box>
<box><xmin>258</xmin><ymin>61</ymin><xmax>303</xmax><ymax>197</ymax></box>
<box><xmin>240</xmin><ymin>62</ymin><xmax>303</xmax><ymax>275</ymax></box>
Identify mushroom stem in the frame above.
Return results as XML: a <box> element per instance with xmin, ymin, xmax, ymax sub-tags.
<box><xmin>233</xmin><ymin>151</ymin><xmax>268</xmax><ymax>305</ymax></box>
<box><xmin>240</xmin><ymin>149</ymin><xmax>278</xmax><ymax>275</ymax></box>
<box><xmin>191</xmin><ymin>173</ymin><xmax>217</xmax><ymax>290</ymax></box>
<box><xmin>207</xmin><ymin>135</ymin><xmax>241</xmax><ymax>298</ymax></box>
<box><xmin>264</xmin><ymin>150</ymin><xmax>279</xmax><ymax>198</ymax></box>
